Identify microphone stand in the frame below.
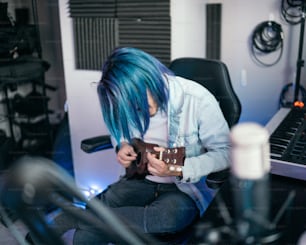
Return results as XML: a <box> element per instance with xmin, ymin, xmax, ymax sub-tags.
<box><xmin>293</xmin><ymin>0</ymin><xmax>306</xmax><ymax>103</ymax></box>
<box><xmin>0</xmin><ymin>156</ymin><xmax>153</xmax><ymax>245</ymax></box>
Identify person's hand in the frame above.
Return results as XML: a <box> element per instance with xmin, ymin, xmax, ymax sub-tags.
<box><xmin>116</xmin><ymin>142</ymin><xmax>137</xmax><ymax>168</ymax></box>
<box><xmin>147</xmin><ymin>146</ymin><xmax>183</xmax><ymax>177</ymax></box>
<box><xmin>147</xmin><ymin>147</ymin><xmax>170</xmax><ymax>177</ymax></box>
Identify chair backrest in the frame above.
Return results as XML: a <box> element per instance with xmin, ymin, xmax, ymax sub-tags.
<box><xmin>169</xmin><ymin>58</ymin><xmax>241</xmax><ymax>128</ymax></box>
<box><xmin>169</xmin><ymin>58</ymin><xmax>241</xmax><ymax>188</ymax></box>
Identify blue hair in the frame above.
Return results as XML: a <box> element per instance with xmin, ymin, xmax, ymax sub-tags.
<box><xmin>97</xmin><ymin>47</ymin><xmax>173</xmax><ymax>145</ymax></box>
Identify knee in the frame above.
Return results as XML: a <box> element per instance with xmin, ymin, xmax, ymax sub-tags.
<box><xmin>143</xmin><ymin>192</ymin><xmax>198</xmax><ymax>233</ymax></box>
<box><xmin>145</xmin><ymin>205</ymin><xmax>195</xmax><ymax>233</ymax></box>
<box><xmin>162</xmin><ymin>208</ymin><xmax>194</xmax><ymax>232</ymax></box>
<box><xmin>99</xmin><ymin>190</ymin><xmax>119</xmax><ymax>207</ymax></box>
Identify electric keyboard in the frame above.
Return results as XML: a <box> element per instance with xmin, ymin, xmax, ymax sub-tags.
<box><xmin>266</xmin><ymin>107</ymin><xmax>306</xmax><ymax>181</ymax></box>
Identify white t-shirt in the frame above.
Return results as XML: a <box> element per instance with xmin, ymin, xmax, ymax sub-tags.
<box><xmin>144</xmin><ymin>109</ymin><xmax>176</xmax><ymax>183</ymax></box>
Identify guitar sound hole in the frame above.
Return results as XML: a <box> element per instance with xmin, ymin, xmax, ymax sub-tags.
<box><xmin>136</xmin><ymin>152</ymin><xmax>142</xmax><ymax>166</ymax></box>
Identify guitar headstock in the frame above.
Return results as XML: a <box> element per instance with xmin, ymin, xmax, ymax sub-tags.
<box><xmin>152</xmin><ymin>147</ymin><xmax>185</xmax><ymax>166</ymax></box>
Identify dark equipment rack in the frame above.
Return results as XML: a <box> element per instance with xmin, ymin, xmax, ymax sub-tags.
<box><xmin>0</xmin><ymin>0</ymin><xmax>56</xmax><ymax>160</ymax></box>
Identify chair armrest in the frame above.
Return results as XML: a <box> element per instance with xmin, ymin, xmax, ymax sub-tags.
<box><xmin>81</xmin><ymin>135</ymin><xmax>113</xmax><ymax>153</ymax></box>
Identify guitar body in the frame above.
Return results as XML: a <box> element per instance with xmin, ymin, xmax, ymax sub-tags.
<box><xmin>125</xmin><ymin>138</ymin><xmax>158</xmax><ymax>179</ymax></box>
<box><xmin>125</xmin><ymin>161</ymin><xmax>148</xmax><ymax>179</ymax></box>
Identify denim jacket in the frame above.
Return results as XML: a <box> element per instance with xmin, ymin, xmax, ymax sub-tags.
<box><xmin>166</xmin><ymin>75</ymin><xmax>231</xmax><ymax>216</ymax></box>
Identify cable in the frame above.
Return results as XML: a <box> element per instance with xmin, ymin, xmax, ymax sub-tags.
<box><xmin>279</xmin><ymin>83</ymin><xmax>306</xmax><ymax>108</ymax></box>
<box><xmin>251</xmin><ymin>21</ymin><xmax>284</xmax><ymax>66</ymax></box>
<box><xmin>281</xmin><ymin>0</ymin><xmax>304</xmax><ymax>25</ymax></box>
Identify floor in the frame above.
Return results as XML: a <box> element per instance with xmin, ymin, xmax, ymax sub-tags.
<box><xmin>0</xmin><ymin>169</ymin><xmax>29</xmax><ymax>245</ymax></box>
<box><xmin>0</xmin><ymin>219</ymin><xmax>29</xmax><ymax>245</ymax></box>
<box><xmin>0</xmin><ymin>219</ymin><xmax>74</xmax><ymax>245</ymax></box>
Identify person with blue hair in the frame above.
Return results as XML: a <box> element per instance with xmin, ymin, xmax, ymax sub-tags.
<box><xmin>26</xmin><ymin>47</ymin><xmax>231</xmax><ymax>244</ymax></box>
<box><xmin>94</xmin><ymin>47</ymin><xmax>230</xmax><ymax>241</ymax></box>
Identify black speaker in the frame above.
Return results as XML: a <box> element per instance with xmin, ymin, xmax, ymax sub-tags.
<box><xmin>0</xmin><ymin>130</ymin><xmax>14</xmax><ymax>170</ymax></box>
<box><xmin>206</xmin><ymin>3</ymin><xmax>222</xmax><ymax>60</ymax></box>
<box><xmin>0</xmin><ymin>2</ymin><xmax>11</xmax><ymax>25</ymax></box>
<box><xmin>15</xmin><ymin>8</ymin><xmax>30</xmax><ymax>25</ymax></box>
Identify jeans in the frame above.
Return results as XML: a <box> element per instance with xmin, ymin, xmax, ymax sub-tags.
<box><xmin>50</xmin><ymin>178</ymin><xmax>199</xmax><ymax>244</ymax></box>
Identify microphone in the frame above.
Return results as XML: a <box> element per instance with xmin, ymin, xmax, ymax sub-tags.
<box><xmin>0</xmin><ymin>155</ymin><xmax>153</xmax><ymax>245</ymax></box>
<box><xmin>0</xmin><ymin>156</ymin><xmax>69</xmax><ymax>245</ymax></box>
<box><xmin>0</xmin><ymin>156</ymin><xmax>75</xmax><ymax>209</ymax></box>
<box><xmin>230</xmin><ymin>123</ymin><xmax>271</xmax><ymax>242</ymax></box>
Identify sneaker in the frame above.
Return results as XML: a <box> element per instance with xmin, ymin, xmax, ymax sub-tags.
<box><xmin>25</xmin><ymin>232</ymin><xmax>35</xmax><ymax>245</ymax></box>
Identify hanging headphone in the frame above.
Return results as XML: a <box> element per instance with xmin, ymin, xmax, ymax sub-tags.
<box><xmin>251</xmin><ymin>21</ymin><xmax>284</xmax><ymax>66</ymax></box>
<box><xmin>279</xmin><ymin>83</ymin><xmax>306</xmax><ymax>108</ymax></box>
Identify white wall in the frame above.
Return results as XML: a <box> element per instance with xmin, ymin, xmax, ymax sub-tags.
<box><xmin>58</xmin><ymin>0</ymin><xmax>306</xmax><ymax>191</ymax></box>
<box><xmin>58</xmin><ymin>1</ymin><xmax>122</xmax><ymax>194</ymax></box>
<box><xmin>171</xmin><ymin>0</ymin><xmax>207</xmax><ymax>58</ymax></box>
<box><xmin>222</xmin><ymin>0</ymin><xmax>305</xmax><ymax>124</ymax></box>
<box><xmin>172</xmin><ymin>0</ymin><xmax>306</xmax><ymax>125</ymax></box>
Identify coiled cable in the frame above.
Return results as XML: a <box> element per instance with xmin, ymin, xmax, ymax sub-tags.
<box><xmin>252</xmin><ymin>21</ymin><xmax>283</xmax><ymax>53</ymax></box>
<box><xmin>251</xmin><ymin>21</ymin><xmax>284</xmax><ymax>66</ymax></box>
<box><xmin>281</xmin><ymin>0</ymin><xmax>304</xmax><ymax>25</ymax></box>
<box><xmin>279</xmin><ymin>83</ymin><xmax>306</xmax><ymax>107</ymax></box>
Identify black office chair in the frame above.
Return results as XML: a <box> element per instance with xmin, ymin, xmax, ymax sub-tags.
<box><xmin>168</xmin><ymin>57</ymin><xmax>242</xmax><ymax>188</ymax></box>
